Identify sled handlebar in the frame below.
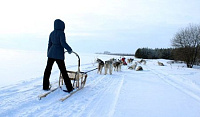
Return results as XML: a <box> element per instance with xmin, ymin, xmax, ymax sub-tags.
<box><xmin>64</xmin><ymin>51</ymin><xmax>80</xmax><ymax>67</ymax></box>
<box><xmin>64</xmin><ymin>51</ymin><xmax>98</xmax><ymax>74</ymax></box>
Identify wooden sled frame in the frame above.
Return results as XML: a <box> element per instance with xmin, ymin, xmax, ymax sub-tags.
<box><xmin>59</xmin><ymin>51</ymin><xmax>87</xmax><ymax>89</ymax></box>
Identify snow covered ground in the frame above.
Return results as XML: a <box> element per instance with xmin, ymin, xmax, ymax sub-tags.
<box><xmin>0</xmin><ymin>49</ymin><xmax>200</xmax><ymax>117</ymax></box>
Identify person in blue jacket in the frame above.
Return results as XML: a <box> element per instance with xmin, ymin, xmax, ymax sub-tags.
<box><xmin>43</xmin><ymin>19</ymin><xmax>73</xmax><ymax>92</ymax></box>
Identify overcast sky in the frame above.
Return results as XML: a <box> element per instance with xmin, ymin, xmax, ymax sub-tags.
<box><xmin>0</xmin><ymin>0</ymin><xmax>200</xmax><ymax>53</ymax></box>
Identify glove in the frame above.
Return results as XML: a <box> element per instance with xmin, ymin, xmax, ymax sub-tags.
<box><xmin>68</xmin><ymin>49</ymin><xmax>73</xmax><ymax>54</ymax></box>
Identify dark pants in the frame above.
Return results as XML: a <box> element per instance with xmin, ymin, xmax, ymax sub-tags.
<box><xmin>43</xmin><ymin>58</ymin><xmax>73</xmax><ymax>91</ymax></box>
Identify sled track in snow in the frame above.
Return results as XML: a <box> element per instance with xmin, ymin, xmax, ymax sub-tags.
<box><xmin>0</xmin><ymin>60</ymin><xmax>125</xmax><ymax>116</ymax></box>
<box><xmin>76</xmin><ymin>74</ymin><xmax>125</xmax><ymax>117</ymax></box>
<box><xmin>63</xmin><ymin>75</ymin><xmax>111</xmax><ymax>117</ymax></box>
<box><xmin>0</xmin><ymin>74</ymin><xmax>54</xmax><ymax>116</ymax></box>
<box><xmin>0</xmin><ymin>63</ymin><xmax>98</xmax><ymax>116</ymax></box>
<box><xmin>33</xmin><ymin>72</ymin><xmax>125</xmax><ymax>117</ymax></box>
<box><xmin>107</xmin><ymin>74</ymin><xmax>124</xmax><ymax>117</ymax></box>
<box><xmin>146</xmin><ymin>65</ymin><xmax>200</xmax><ymax>103</ymax></box>
<box><xmin>33</xmin><ymin>74</ymin><xmax>106</xmax><ymax>116</ymax></box>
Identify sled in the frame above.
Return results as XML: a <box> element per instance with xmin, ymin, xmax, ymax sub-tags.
<box><xmin>39</xmin><ymin>51</ymin><xmax>88</xmax><ymax>100</ymax></box>
<box><xmin>59</xmin><ymin>51</ymin><xmax>88</xmax><ymax>89</ymax></box>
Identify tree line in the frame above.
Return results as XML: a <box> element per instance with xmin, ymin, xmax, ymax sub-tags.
<box><xmin>135</xmin><ymin>48</ymin><xmax>174</xmax><ymax>60</ymax></box>
<box><xmin>135</xmin><ymin>24</ymin><xmax>200</xmax><ymax>68</ymax></box>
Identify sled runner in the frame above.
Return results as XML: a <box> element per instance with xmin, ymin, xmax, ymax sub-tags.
<box><xmin>39</xmin><ymin>51</ymin><xmax>88</xmax><ymax>100</ymax></box>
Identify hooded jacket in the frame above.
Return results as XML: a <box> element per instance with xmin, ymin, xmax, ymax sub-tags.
<box><xmin>47</xmin><ymin>19</ymin><xmax>72</xmax><ymax>60</ymax></box>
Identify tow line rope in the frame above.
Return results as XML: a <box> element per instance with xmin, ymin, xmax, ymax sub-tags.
<box><xmin>83</xmin><ymin>68</ymin><xmax>98</xmax><ymax>74</ymax></box>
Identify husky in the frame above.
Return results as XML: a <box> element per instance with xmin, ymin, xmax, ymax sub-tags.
<box><xmin>96</xmin><ymin>58</ymin><xmax>104</xmax><ymax>74</ymax></box>
<box><xmin>104</xmin><ymin>59</ymin><xmax>114</xmax><ymax>75</ymax></box>
<box><xmin>127</xmin><ymin>58</ymin><xmax>134</xmax><ymax>64</ymax></box>
<box><xmin>158</xmin><ymin>61</ymin><xmax>164</xmax><ymax>66</ymax></box>
<box><xmin>138</xmin><ymin>59</ymin><xmax>146</xmax><ymax>65</ymax></box>
<box><xmin>128</xmin><ymin>62</ymin><xmax>137</xmax><ymax>70</ymax></box>
<box><xmin>136</xmin><ymin>66</ymin><xmax>143</xmax><ymax>71</ymax></box>
<box><xmin>113</xmin><ymin>60</ymin><xmax>122</xmax><ymax>72</ymax></box>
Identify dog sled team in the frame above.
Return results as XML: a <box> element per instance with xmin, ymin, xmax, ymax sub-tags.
<box><xmin>96</xmin><ymin>58</ymin><xmax>123</xmax><ymax>75</ymax></box>
<box><xmin>96</xmin><ymin>57</ymin><xmax>147</xmax><ymax>75</ymax></box>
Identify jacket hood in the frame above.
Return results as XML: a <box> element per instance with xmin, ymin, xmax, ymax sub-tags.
<box><xmin>54</xmin><ymin>19</ymin><xmax>65</xmax><ymax>31</ymax></box>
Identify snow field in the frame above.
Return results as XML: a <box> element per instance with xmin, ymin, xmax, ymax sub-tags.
<box><xmin>0</xmin><ymin>49</ymin><xmax>200</xmax><ymax>117</ymax></box>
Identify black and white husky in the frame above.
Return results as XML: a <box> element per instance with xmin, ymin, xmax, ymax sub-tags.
<box><xmin>113</xmin><ymin>59</ymin><xmax>122</xmax><ymax>72</ymax></box>
<box><xmin>96</xmin><ymin>58</ymin><xmax>104</xmax><ymax>74</ymax></box>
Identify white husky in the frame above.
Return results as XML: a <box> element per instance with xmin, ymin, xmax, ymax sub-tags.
<box><xmin>104</xmin><ymin>58</ymin><xmax>114</xmax><ymax>75</ymax></box>
<box><xmin>128</xmin><ymin>62</ymin><xmax>137</xmax><ymax>70</ymax></box>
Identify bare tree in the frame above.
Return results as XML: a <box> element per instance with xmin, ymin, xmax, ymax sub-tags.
<box><xmin>171</xmin><ymin>24</ymin><xmax>200</xmax><ymax>68</ymax></box>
